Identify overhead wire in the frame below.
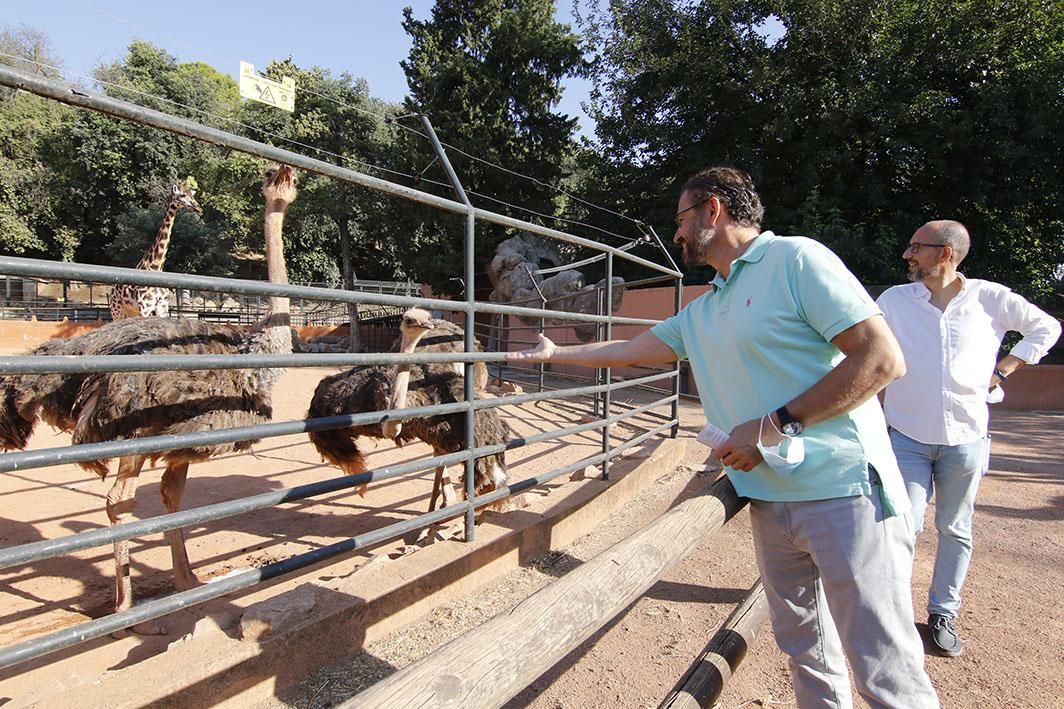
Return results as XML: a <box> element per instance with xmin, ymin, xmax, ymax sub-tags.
<box><xmin>63</xmin><ymin>0</ymin><xmax>654</xmax><ymax>244</ymax></box>
<box><xmin>0</xmin><ymin>52</ymin><xmax>421</xmax><ymax>186</ymax></box>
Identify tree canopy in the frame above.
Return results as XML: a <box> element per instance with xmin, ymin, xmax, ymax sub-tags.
<box><xmin>1</xmin><ymin>1</ymin><xmax>1061</xmax><ymax>300</ymax></box>
<box><xmin>580</xmin><ymin>0</ymin><xmax>1064</xmax><ymax>293</ymax></box>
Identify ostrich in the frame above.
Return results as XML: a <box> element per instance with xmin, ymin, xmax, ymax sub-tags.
<box><xmin>108</xmin><ymin>177</ymin><xmax>202</xmax><ymax>320</ymax></box>
<box><xmin>0</xmin><ymin>164</ymin><xmax>298</xmax><ymax>628</ymax></box>
<box><xmin>307</xmin><ymin>311</ymin><xmax>509</xmax><ymax>512</ymax></box>
<box><xmin>389</xmin><ymin>309</ymin><xmax>489</xmax><ymax>389</ymax></box>
<box><xmin>381</xmin><ymin>307</ymin><xmax>487</xmax><ymax>440</ymax></box>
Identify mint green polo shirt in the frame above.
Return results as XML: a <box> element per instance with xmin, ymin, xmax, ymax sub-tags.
<box><xmin>652</xmin><ymin>232</ymin><xmax>908</xmax><ymax>510</ymax></box>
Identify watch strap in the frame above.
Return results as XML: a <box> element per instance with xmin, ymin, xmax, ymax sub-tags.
<box><xmin>775</xmin><ymin>405</ymin><xmax>798</xmax><ymax>427</ymax></box>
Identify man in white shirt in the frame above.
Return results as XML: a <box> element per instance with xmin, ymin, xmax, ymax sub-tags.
<box><xmin>877</xmin><ymin>220</ymin><xmax>1061</xmax><ymax>658</ymax></box>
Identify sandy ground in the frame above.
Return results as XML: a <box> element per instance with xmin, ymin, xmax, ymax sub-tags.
<box><xmin>0</xmin><ymin>360</ymin><xmax>675</xmax><ymax>702</ymax></box>
<box><xmin>0</xmin><ymin>337</ymin><xmax>1060</xmax><ymax>707</ymax></box>
<box><xmin>267</xmin><ymin>407</ymin><xmax>1064</xmax><ymax>709</ymax></box>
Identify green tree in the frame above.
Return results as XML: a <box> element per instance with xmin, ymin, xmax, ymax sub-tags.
<box><xmin>399</xmin><ymin>0</ymin><xmax>587</xmax><ymax>293</ymax></box>
<box><xmin>40</xmin><ymin>40</ymin><xmax>257</xmax><ymax>271</ymax></box>
<box><xmin>578</xmin><ymin>0</ymin><xmax>1064</xmax><ymax>292</ymax></box>
<box><xmin>0</xmin><ymin>26</ymin><xmax>71</xmax><ymax>258</ymax></box>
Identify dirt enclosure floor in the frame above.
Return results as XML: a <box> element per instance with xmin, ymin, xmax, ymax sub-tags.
<box><xmin>0</xmin><ymin>334</ymin><xmax>1061</xmax><ymax>707</ymax></box>
<box><xmin>264</xmin><ymin>406</ymin><xmax>1064</xmax><ymax>709</ymax></box>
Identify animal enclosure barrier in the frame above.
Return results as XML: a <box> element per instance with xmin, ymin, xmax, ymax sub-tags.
<box><xmin>342</xmin><ymin>475</ymin><xmax>753</xmax><ymax>708</ymax></box>
<box><xmin>0</xmin><ymin>63</ymin><xmax>684</xmax><ymax>676</ymax></box>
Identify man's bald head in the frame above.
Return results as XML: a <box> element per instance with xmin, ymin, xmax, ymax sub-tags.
<box><xmin>919</xmin><ymin>220</ymin><xmax>970</xmax><ymax>265</ymax></box>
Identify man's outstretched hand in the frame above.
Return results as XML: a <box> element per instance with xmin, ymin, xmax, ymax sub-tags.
<box><xmin>506</xmin><ymin>333</ymin><xmax>558</xmax><ymax>363</ymax></box>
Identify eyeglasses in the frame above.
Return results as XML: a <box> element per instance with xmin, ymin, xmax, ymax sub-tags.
<box><xmin>905</xmin><ymin>242</ymin><xmax>947</xmax><ymax>254</ymax></box>
<box><xmin>675</xmin><ymin>195</ymin><xmax>714</xmax><ymax>226</ymax></box>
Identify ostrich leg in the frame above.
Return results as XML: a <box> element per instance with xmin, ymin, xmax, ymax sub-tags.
<box><xmin>428</xmin><ymin>464</ymin><xmax>446</xmax><ymax>512</ymax></box>
<box><xmin>160</xmin><ymin>461</ymin><xmax>197</xmax><ymax>590</ymax></box>
<box><xmin>105</xmin><ymin>456</ymin><xmax>166</xmax><ymax>634</ymax></box>
<box><xmin>105</xmin><ymin>456</ymin><xmax>146</xmax><ymax>613</ymax></box>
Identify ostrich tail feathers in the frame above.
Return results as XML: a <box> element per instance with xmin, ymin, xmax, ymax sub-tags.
<box><xmin>0</xmin><ymin>383</ymin><xmax>37</xmax><ymax>450</ymax></box>
<box><xmin>307</xmin><ymin>428</ymin><xmax>367</xmax><ymax>477</ymax></box>
<box><xmin>76</xmin><ymin>458</ymin><xmax>111</xmax><ymax>479</ymax></box>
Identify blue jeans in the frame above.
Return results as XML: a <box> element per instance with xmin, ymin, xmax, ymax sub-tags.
<box><xmin>889</xmin><ymin>428</ymin><xmax>989</xmax><ymax>619</ymax></box>
<box><xmin>750</xmin><ymin>490</ymin><xmax>938</xmax><ymax>708</ymax></box>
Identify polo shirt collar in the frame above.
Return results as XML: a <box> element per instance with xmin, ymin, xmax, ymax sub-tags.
<box><xmin>711</xmin><ymin>231</ymin><xmax>775</xmax><ymax>289</ymax></box>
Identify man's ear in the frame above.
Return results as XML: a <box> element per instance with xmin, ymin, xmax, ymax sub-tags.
<box><xmin>706</xmin><ymin>194</ymin><xmax>723</xmax><ymax>226</ymax></box>
<box><xmin>940</xmin><ymin>244</ymin><xmax>955</xmax><ymax>265</ymax></box>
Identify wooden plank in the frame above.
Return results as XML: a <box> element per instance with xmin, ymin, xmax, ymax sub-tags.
<box><xmin>342</xmin><ymin>474</ymin><xmax>747</xmax><ymax>709</ymax></box>
<box><xmin>660</xmin><ymin>579</ymin><xmax>770</xmax><ymax>708</ymax></box>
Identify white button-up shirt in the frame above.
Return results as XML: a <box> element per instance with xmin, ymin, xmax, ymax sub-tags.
<box><xmin>877</xmin><ymin>277</ymin><xmax>1061</xmax><ymax>445</ymax></box>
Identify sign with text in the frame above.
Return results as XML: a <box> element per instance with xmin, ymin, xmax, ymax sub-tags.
<box><xmin>239</xmin><ymin>61</ymin><xmax>295</xmax><ymax>112</ymax></box>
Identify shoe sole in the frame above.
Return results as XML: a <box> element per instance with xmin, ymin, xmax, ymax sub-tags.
<box><xmin>935</xmin><ymin>645</ymin><xmax>963</xmax><ymax>658</ymax></box>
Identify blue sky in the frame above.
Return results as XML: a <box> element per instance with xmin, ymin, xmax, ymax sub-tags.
<box><xmin>4</xmin><ymin>0</ymin><xmax>595</xmax><ymax>132</ymax></box>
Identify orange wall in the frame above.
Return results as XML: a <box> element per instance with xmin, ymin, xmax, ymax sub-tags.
<box><xmin>505</xmin><ymin>284</ymin><xmax>709</xmax><ymax>390</ymax></box>
<box><xmin>504</xmin><ymin>284</ymin><xmax>1064</xmax><ymax>412</ymax></box>
<box><xmin>0</xmin><ymin>319</ymin><xmax>349</xmax><ymax>353</ymax></box>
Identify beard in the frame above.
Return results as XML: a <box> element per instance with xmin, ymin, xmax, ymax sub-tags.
<box><xmin>907</xmin><ymin>260</ymin><xmax>927</xmax><ymax>282</ymax></box>
<box><xmin>682</xmin><ymin>227</ymin><xmax>715</xmax><ymax>267</ymax></box>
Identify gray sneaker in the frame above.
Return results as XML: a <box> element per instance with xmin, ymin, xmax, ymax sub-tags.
<box><xmin>929</xmin><ymin>614</ymin><xmax>963</xmax><ymax>657</ymax></box>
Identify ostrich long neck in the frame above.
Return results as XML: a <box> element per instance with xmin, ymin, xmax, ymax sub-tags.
<box><xmin>389</xmin><ymin>328</ymin><xmax>430</xmax><ymax>413</ymax></box>
<box><xmin>252</xmin><ymin>197</ymin><xmax>292</xmax><ymax>357</ymax></box>
<box><xmin>136</xmin><ymin>196</ymin><xmax>179</xmax><ymax>271</ymax></box>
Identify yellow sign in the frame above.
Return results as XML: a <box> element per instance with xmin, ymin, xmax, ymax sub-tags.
<box><xmin>239</xmin><ymin>61</ymin><xmax>295</xmax><ymax>112</ymax></box>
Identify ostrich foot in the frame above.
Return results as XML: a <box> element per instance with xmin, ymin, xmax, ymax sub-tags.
<box><xmin>173</xmin><ymin>573</ymin><xmax>201</xmax><ymax>592</ymax></box>
<box><xmin>111</xmin><ymin>618</ymin><xmax>169</xmax><ymax>638</ymax></box>
<box><xmin>414</xmin><ymin>521</ymin><xmax>465</xmax><ymax>545</ymax></box>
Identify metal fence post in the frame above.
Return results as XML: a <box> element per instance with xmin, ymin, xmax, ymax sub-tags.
<box><xmin>419</xmin><ymin>114</ymin><xmax>478</xmax><ymax>542</ymax></box>
<box><xmin>602</xmin><ymin>253</ymin><xmax>614</xmax><ymax>479</ymax></box>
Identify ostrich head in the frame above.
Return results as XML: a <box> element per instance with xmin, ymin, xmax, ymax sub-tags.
<box><xmin>263</xmin><ymin>164</ymin><xmax>298</xmax><ymax>209</ymax></box>
<box><xmin>399</xmin><ymin>308</ymin><xmax>435</xmax><ymax>341</ymax></box>
<box><xmin>171</xmin><ymin>176</ymin><xmax>202</xmax><ymax>214</ymax></box>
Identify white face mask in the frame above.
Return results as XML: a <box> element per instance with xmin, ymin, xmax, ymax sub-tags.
<box><xmin>756</xmin><ymin>415</ymin><xmax>805</xmax><ymax>476</ymax></box>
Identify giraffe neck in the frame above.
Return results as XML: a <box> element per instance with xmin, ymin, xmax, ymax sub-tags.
<box><xmin>136</xmin><ymin>198</ymin><xmax>180</xmax><ymax>271</ymax></box>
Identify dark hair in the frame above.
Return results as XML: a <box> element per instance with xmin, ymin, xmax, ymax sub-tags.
<box><xmin>682</xmin><ymin>166</ymin><xmax>764</xmax><ymax>228</ymax></box>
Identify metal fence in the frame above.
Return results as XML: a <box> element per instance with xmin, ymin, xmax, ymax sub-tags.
<box><xmin>0</xmin><ymin>64</ymin><xmax>683</xmax><ymax>672</ymax></box>
<box><xmin>0</xmin><ymin>276</ymin><xmax>419</xmax><ymax>326</ymax></box>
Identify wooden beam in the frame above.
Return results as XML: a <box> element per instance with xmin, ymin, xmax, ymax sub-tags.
<box><xmin>660</xmin><ymin>579</ymin><xmax>770</xmax><ymax>708</ymax></box>
<box><xmin>342</xmin><ymin>474</ymin><xmax>747</xmax><ymax>709</ymax></box>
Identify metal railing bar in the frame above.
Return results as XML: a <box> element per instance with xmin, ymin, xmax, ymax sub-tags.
<box><xmin>0</xmin><ymin>66</ymin><xmax>680</xmax><ymax>278</ymax></box>
<box><xmin>0</xmin><ymin>395</ymin><xmax>673</xmax><ymax>571</ymax></box>
<box><xmin>0</xmin><ymin>407</ymin><xmax>457</xmax><ymax>474</ymax></box>
<box><xmin>0</xmin><ymin>498</ymin><xmax>475</xmax><ymax>671</ymax></box>
<box><xmin>0</xmin><ymin>414</ymin><xmax>676</xmax><ymax>672</ymax></box>
<box><xmin>474</xmin><ymin>419</ymin><xmax>674</xmax><ymax>511</ymax></box>
<box><xmin>0</xmin><ymin>351</ymin><xmax>508</xmax><ymax>376</ymax></box>
<box><xmin>0</xmin><ymin>370</ymin><xmax>674</xmax><ymax>474</ymax></box>
<box><xmin>531</xmin><ymin>237</ymin><xmax>648</xmax><ymax>276</ymax></box>
<box><xmin>0</xmin><ymin>256</ymin><xmax>661</xmax><ymax>328</ymax></box>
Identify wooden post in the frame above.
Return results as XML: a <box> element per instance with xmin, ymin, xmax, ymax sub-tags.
<box><xmin>341</xmin><ymin>474</ymin><xmax>747</xmax><ymax>709</ymax></box>
<box><xmin>660</xmin><ymin>579</ymin><xmax>770</xmax><ymax>708</ymax></box>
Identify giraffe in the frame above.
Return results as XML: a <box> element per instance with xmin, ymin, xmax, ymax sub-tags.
<box><xmin>108</xmin><ymin>176</ymin><xmax>201</xmax><ymax>320</ymax></box>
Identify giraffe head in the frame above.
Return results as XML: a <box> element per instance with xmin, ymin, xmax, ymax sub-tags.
<box><xmin>263</xmin><ymin>164</ymin><xmax>298</xmax><ymax>208</ymax></box>
<box><xmin>171</xmin><ymin>176</ymin><xmax>202</xmax><ymax>214</ymax></box>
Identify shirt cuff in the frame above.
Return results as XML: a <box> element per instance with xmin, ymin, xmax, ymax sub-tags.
<box><xmin>1010</xmin><ymin>340</ymin><xmax>1048</xmax><ymax>364</ymax></box>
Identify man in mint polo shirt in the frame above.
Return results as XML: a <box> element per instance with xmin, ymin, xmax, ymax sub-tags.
<box><xmin>508</xmin><ymin>166</ymin><xmax>938</xmax><ymax>708</ymax></box>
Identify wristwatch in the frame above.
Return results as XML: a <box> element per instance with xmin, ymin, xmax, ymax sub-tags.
<box><xmin>775</xmin><ymin>405</ymin><xmax>803</xmax><ymax>436</ymax></box>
